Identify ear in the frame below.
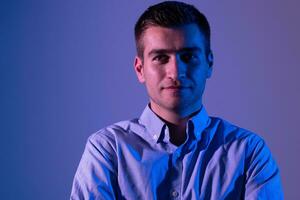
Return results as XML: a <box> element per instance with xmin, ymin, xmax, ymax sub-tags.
<box><xmin>134</xmin><ymin>56</ymin><xmax>145</xmax><ymax>83</ymax></box>
<box><xmin>206</xmin><ymin>51</ymin><xmax>214</xmax><ymax>78</ymax></box>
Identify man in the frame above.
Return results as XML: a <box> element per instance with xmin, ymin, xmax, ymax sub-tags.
<box><xmin>71</xmin><ymin>1</ymin><xmax>283</xmax><ymax>199</ymax></box>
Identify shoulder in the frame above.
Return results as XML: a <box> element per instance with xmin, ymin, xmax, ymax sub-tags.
<box><xmin>208</xmin><ymin>118</ymin><xmax>283</xmax><ymax>197</ymax></box>
<box><xmin>208</xmin><ymin>117</ymin><xmax>278</xmax><ymax>173</ymax></box>
<box><xmin>87</xmin><ymin>118</ymin><xmax>141</xmax><ymax>149</ymax></box>
<box><xmin>91</xmin><ymin>118</ymin><xmax>141</xmax><ymax>137</ymax></box>
<box><xmin>209</xmin><ymin>117</ymin><xmax>267</xmax><ymax>152</ymax></box>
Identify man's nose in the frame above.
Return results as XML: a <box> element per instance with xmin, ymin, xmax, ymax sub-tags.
<box><xmin>166</xmin><ymin>55</ymin><xmax>186</xmax><ymax>80</ymax></box>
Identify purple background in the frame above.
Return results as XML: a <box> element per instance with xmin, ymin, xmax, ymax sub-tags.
<box><xmin>1</xmin><ymin>0</ymin><xmax>299</xmax><ymax>199</ymax></box>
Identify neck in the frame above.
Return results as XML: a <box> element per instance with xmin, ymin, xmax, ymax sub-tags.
<box><xmin>167</xmin><ymin>122</ymin><xmax>187</xmax><ymax>146</ymax></box>
<box><xmin>149</xmin><ymin>102</ymin><xmax>202</xmax><ymax>146</ymax></box>
<box><xmin>151</xmin><ymin>105</ymin><xmax>188</xmax><ymax>126</ymax></box>
<box><xmin>149</xmin><ymin>102</ymin><xmax>202</xmax><ymax>125</ymax></box>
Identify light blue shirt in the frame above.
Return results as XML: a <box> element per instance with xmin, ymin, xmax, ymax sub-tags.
<box><xmin>70</xmin><ymin>105</ymin><xmax>283</xmax><ymax>199</ymax></box>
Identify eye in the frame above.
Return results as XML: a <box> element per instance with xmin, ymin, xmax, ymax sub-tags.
<box><xmin>152</xmin><ymin>54</ymin><xmax>169</xmax><ymax>64</ymax></box>
<box><xmin>180</xmin><ymin>53</ymin><xmax>199</xmax><ymax>64</ymax></box>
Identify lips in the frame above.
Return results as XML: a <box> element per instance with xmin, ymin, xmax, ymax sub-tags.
<box><xmin>163</xmin><ymin>86</ymin><xmax>189</xmax><ymax>90</ymax></box>
<box><xmin>165</xmin><ymin>86</ymin><xmax>181</xmax><ymax>89</ymax></box>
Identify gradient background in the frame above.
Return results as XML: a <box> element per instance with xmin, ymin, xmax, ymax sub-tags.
<box><xmin>1</xmin><ymin>0</ymin><xmax>299</xmax><ymax>199</ymax></box>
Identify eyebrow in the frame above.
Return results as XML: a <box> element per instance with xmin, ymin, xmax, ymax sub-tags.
<box><xmin>148</xmin><ymin>47</ymin><xmax>202</xmax><ymax>57</ymax></box>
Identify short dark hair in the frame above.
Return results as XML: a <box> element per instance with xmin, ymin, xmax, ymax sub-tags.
<box><xmin>134</xmin><ymin>1</ymin><xmax>211</xmax><ymax>58</ymax></box>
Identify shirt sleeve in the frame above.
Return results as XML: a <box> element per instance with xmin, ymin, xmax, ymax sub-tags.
<box><xmin>244</xmin><ymin>135</ymin><xmax>284</xmax><ymax>200</ymax></box>
<box><xmin>70</xmin><ymin>132</ymin><xmax>121</xmax><ymax>200</ymax></box>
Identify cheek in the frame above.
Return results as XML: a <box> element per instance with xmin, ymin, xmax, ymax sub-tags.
<box><xmin>192</xmin><ymin>65</ymin><xmax>210</xmax><ymax>77</ymax></box>
<box><xmin>189</xmin><ymin>69</ymin><xmax>209</xmax><ymax>88</ymax></box>
<box><xmin>144</xmin><ymin>70</ymin><xmax>165</xmax><ymax>95</ymax></box>
<box><xmin>145</xmin><ymin>77</ymin><xmax>160</xmax><ymax>91</ymax></box>
<box><xmin>146</xmin><ymin>67</ymin><xmax>165</xmax><ymax>82</ymax></box>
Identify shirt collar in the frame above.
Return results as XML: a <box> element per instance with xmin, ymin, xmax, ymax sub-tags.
<box><xmin>139</xmin><ymin>104</ymin><xmax>211</xmax><ymax>143</ymax></box>
<box><xmin>188</xmin><ymin>105</ymin><xmax>211</xmax><ymax>141</ymax></box>
<box><xmin>139</xmin><ymin>104</ymin><xmax>166</xmax><ymax>142</ymax></box>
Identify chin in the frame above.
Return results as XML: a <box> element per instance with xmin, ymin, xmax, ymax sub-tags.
<box><xmin>174</xmin><ymin>101</ymin><xmax>201</xmax><ymax>113</ymax></box>
<box><xmin>165</xmin><ymin>102</ymin><xmax>188</xmax><ymax>113</ymax></box>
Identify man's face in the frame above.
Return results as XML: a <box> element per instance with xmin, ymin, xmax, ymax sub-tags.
<box><xmin>134</xmin><ymin>24</ymin><xmax>213</xmax><ymax>118</ymax></box>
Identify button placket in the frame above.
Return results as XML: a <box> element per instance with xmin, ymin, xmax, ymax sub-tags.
<box><xmin>171</xmin><ymin>149</ymin><xmax>183</xmax><ymax>199</ymax></box>
<box><xmin>171</xmin><ymin>190</ymin><xmax>179</xmax><ymax>198</ymax></box>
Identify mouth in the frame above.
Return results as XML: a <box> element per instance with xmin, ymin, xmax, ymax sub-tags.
<box><xmin>163</xmin><ymin>86</ymin><xmax>189</xmax><ymax>90</ymax></box>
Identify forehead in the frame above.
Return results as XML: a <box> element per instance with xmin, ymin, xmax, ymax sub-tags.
<box><xmin>141</xmin><ymin>24</ymin><xmax>206</xmax><ymax>55</ymax></box>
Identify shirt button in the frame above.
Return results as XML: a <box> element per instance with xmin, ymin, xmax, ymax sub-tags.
<box><xmin>171</xmin><ymin>190</ymin><xmax>179</xmax><ymax>198</ymax></box>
